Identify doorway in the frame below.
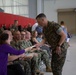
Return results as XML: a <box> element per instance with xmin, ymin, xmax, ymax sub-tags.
<box><xmin>58</xmin><ymin>9</ymin><xmax>76</xmax><ymax>34</ymax></box>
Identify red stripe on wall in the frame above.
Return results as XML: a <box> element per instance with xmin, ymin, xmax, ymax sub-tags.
<box><xmin>0</xmin><ymin>12</ymin><xmax>36</xmax><ymax>28</ymax></box>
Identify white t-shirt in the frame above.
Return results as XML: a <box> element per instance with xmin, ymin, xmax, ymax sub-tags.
<box><xmin>32</xmin><ymin>23</ymin><xmax>38</xmax><ymax>31</ymax></box>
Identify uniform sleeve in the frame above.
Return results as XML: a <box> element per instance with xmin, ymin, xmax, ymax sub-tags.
<box><xmin>53</xmin><ymin>23</ymin><xmax>62</xmax><ymax>34</ymax></box>
<box><xmin>1</xmin><ymin>44</ymin><xmax>25</xmax><ymax>55</ymax></box>
<box><xmin>11</xmin><ymin>41</ymin><xmax>21</xmax><ymax>50</ymax></box>
<box><xmin>56</xmin><ymin>27</ymin><xmax>63</xmax><ymax>34</ymax></box>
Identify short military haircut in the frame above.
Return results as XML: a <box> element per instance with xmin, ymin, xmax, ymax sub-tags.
<box><xmin>36</xmin><ymin>13</ymin><xmax>46</xmax><ymax>19</ymax></box>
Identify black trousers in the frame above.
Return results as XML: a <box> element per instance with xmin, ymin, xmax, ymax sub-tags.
<box><xmin>7</xmin><ymin>63</ymin><xmax>25</xmax><ymax>75</ymax></box>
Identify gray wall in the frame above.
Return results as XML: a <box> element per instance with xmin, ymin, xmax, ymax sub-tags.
<box><xmin>43</xmin><ymin>0</ymin><xmax>76</xmax><ymax>22</ymax></box>
<box><xmin>29</xmin><ymin>0</ymin><xmax>37</xmax><ymax>18</ymax></box>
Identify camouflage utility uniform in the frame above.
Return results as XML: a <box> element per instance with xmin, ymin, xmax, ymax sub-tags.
<box><xmin>10</xmin><ymin>25</ymin><xmax>18</xmax><ymax>31</ymax></box>
<box><xmin>11</xmin><ymin>40</ymin><xmax>37</xmax><ymax>75</ymax></box>
<box><xmin>20</xmin><ymin>40</ymin><xmax>51</xmax><ymax>71</ymax></box>
<box><xmin>43</xmin><ymin>21</ymin><xmax>69</xmax><ymax>75</ymax></box>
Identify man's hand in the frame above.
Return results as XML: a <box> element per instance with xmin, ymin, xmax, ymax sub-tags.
<box><xmin>35</xmin><ymin>43</ymin><xmax>41</xmax><ymax>48</ymax></box>
<box><xmin>56</xmin><ymin>46</ymin><xmax>61</xmax><ymax>55</ymax></box>
<box><xmin>19</xmin><ymin>53</ymin><xmax>25</xmax><ymax>58</ymax></box>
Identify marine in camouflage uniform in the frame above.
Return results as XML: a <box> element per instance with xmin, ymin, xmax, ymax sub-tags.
<box><xmin>19</xmin><ymin>40</ymin><xmax>40</xmax><ymax>75</ymax></box>
<box><xmin>10</xmin><ymin>20</ymin><xmax>18</xmax><ymax>31</ymax></box>
<box><xmin>43</xmin><ymin>22</ymin><xmax>68</xmax><ymax>75</ymax></box>
<box><xmin>36</xmin><ymin>13</ymin><xmax>69</xmax><ymax>75</ymax></box>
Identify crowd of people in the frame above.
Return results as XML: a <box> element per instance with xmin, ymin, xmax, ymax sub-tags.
<box><xmin>0</xmin><ymin>13</ymin><xmax>71</xmax><ymax>75</ymax></box>
<box><xmin>0</xmin><ymin>18</ymin><xmax>52</xmax><ymax>75</ymax></box>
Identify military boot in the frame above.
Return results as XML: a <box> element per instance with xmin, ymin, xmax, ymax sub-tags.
<box><xmin>35</xmin><ymin>70</ymin><xmax>44</xmax><ymax>75</ymax></box>
<box><xmin>46</xmin><ymin>67</ymin><xmax>52</xmax><ymax>72</ymax></box>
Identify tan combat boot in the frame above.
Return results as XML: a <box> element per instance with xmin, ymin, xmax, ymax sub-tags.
<box><xmin>35</xmin><ymin>70</ymin><xmax>44</xmax><ymax>75</ymax></box>
<box><xmin>39</xmin><ymin>72</ymin><xmax>44</xmax><ymax>75</ymax></box>
<box><xmin>46</xmin><ymin>67</ymin><xmax>52</xmax><ymax>72</ymax></box>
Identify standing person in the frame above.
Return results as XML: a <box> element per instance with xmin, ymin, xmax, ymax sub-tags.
<box><xmin>10</xmin><ymin>20</ymin><xmax>18</xmax><ymax>31</ymax></box>
<box><xmin>36</xmin><ymin>13</ymin><xmax>69</xmax><ymax>75</ymax></box>
<box><xmin>60</xmin><ymin>21</ymin><xmax>70</xmax><ymax>46</ymax></box>
<box><xmin>32</xmin><ymin>23</ymin><xmax>38</xmax><ymax>32</ymax></box>
<box><xmin>0</xmin><ymin>31</ymin><xmax>27</xmax><ymax>75</ymax></box>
